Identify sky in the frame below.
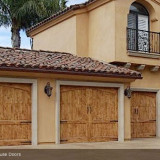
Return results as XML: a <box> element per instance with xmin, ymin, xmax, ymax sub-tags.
<box><xmin>0</xmin><ymin>0</ymin><xmax>87</xmax><ymax>49</ymax></box>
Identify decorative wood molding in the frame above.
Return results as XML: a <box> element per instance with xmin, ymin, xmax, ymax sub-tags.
<box><xmin>150</xmin><ymin>66</ymin><xmax>160</xmax><ymax>72</ymax></box>
<box><xmin>151</xmin><ymin>18</ymin><xmax>158</xmax><ymax>22</ymax></box>
<box><xmin>124</xmin><ymin>63</ymin><xmax>131</xmax><ymax>69</ymax></box>
<box><xmin>151</xmin><ymin>0</ymin><xmax>160</xmax><ymax>6</ymax></box>
<box><xmin>136</xmin><ymin>64</ymin><xmax>146</xmax><ymax>71</ymax></box>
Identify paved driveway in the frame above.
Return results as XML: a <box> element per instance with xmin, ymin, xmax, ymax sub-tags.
<box><xmin>0</xmin><ymin>138</ymin><xmax>160</xmax><ymax>149</ymax></box>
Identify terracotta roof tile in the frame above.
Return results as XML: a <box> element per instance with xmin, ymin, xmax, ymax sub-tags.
<box><xmin>27</xmin><ymin>0</ymin><xmax>97</xmax><ymax>34</ymax></box>
<box><xmin>0</xmin><ymin>47</ymin><xmax>142</xmax><ymax>79</ymax></box>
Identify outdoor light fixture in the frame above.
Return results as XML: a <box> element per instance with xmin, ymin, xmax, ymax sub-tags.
<box><xmin>124</xmin><ymin>86</ymin><xmax>132</xmax><ymax>98</ymax></box>
<box><xmin>44</xmin><ymin>82</ymin><xmax>53</xmax><ymax>97</ymax></box>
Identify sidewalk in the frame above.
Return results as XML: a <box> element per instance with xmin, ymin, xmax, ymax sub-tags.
<box><xmin>0</xmin><ymin>138</ymin><xmax>160</xmax><ymax>149</ymax></box>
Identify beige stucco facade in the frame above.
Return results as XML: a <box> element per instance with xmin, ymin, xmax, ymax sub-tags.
<box><xmin>27</xmin><ymin>0</ymin><xmax>160</xmax><ymax>142</ymax></box>
<box><xmin>0</xmin><ymin>71</ymin><xmax>136</xmax><ymax>143</ymax></box>
<box><xmin>30</xmin><ymin>0</ymin><xmax>160</xmax><ymax>64</ymax></box>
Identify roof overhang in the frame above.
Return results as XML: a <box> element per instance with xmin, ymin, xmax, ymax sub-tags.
<box><xmin>0</xmin><ymin>66</ymin><xmax>142</xmax><ymax>80</ymax></box>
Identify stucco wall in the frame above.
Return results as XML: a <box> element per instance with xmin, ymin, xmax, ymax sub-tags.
<box><xmin>32</xmin><ymin>1</ymin><xmax>116</xmax><ymax>62</ymax></box>
<box><xmin>88</xmin><ymin>1</ymin><xmax>116</xmax><ymax>62</ymax></box>
<box><xmin>131</xmin><ymin>67</ymin><xmax>160</xmax><ymax>88</ymax></box>
<box><xmin>33</xmin><ymin>17</ymin><xmax>77</xmax><ymax>55</ymax></box>
<box><xmin>32</xmin><ymin>0</ymin><xmax>160</xmax><ymax>65</ymax></box>
<box><xmin>76</xmin><ymin>13</ymin><xmax>89</xmax><ymax>57</ymax></box>
<box><xmin>37</xmin><ymin>78</ymin><xmax>56</xmax><ymax>143</ymax></box>
<box><xmin>115</xmin><ymin>0</ymin><xmax>160</xmax><ymax>65</ymax></box>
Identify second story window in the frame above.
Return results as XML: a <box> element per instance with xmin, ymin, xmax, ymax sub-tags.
<box><xmin>128</xmin><ymin>2</ymin><xmax>149</xmax><ymax>31</ymax></box>
<box><xmin>127</xmin><ymin>2</ymin><xmax>152</xmax><ymax>53</ymax></box>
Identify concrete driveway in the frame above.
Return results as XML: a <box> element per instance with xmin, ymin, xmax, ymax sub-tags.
<box><xmin>0</xmin><ymin>138</ymin><xmax>160</xmax><ymax>149</ymax></box>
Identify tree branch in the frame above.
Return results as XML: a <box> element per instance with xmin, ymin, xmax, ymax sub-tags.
<box><xmin>0</xmin><ymin>0</ymin><xmax>11</xmax><ymax>16</ymax></box>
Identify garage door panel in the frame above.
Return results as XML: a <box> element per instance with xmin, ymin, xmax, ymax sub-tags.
<box><xmin>0</xmin><ymin>104</ymin><xmax>31</xmax><ymax>121</ymax></box>
<box><xmin>0</xmin><ymin>83</ymin><xmax>32</xmax><ymax>146</ymax></box>
<box><xmin>90</xmin><ymin>88</ymin><xmax>118</xmax><ymax>122</ymax></box>
<box><xmin>131</xmin><ymin>122</ymin><xmax>156</xmax><ymax>138</ymax></box>
<box><xmin>60</xmin><ymin>86</ymin><xmax>118</xmax><ymax>143</ymax></box>
<box><xmin>131</xmin><ymin>92</ymin><xmax>156</xmax><ymax>138</ymax></box>
<box><xmin>60</xmin><ymin>123</ymin><xmax>88</xmax><ymax>143</ymax></box>
<box><xmin>60</xmin><ymin>87</ymin><xmax>88</xmax><ymax>121</ymax></box>
<box><xmin>0</xmin><ymin>124</ymin><xmax>31</xmax><ymax>140</ymax></box>
<box><xmin>90</xmin><ymin>122</ymin><xmax>118</xmax><ymax>142</ymax></box>
<box><xmin>60</xmin><ymin>86</ymin><xmax>89</xmax><ymax>143</ymax></box>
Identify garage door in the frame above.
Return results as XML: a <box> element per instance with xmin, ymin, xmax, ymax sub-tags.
<box><xmin>0</xmin><ymin>83</ymin><xmax>32</xmax><ymax>146</ymax></box>
<box><xmin>60</xmin><ymin>86</ymin><xmax>118</xmax><ymax>143</ymax></box>
<box><xmin>131</xmin><ymin>91</ymin><xmax>156</xmax><ymax>138</ymax></box>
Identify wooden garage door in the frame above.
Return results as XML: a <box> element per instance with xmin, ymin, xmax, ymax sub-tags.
<box><xmin>60</xmin><ymin>86</ymin><xmax>118</xmax><ymax>143</ymax></box>
<box><xmin>131</xmin><ymin>91</ymin><xmax>156</xmax><ymax>138</ymax></box>
<box><xmin>0</xmin><ymin>83</ymin><xmax>32</xmax><ymax>146</ymax></box>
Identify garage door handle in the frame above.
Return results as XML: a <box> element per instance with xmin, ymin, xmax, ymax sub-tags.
<box><xmin>60</xmin><ymin>120</ymin><xmax>68</xmax><ymax>123</ymax></box>
<box><xmin>90</xmin><ymin>107</ymin><xmax>92</xmax><ymax>113</ymax></box>
<box><xmin>134</xmin><ymin>108</ymin><xmax>138</xmax><ymax>114</ymax></box>
<box><xmin>87</xmin><ymin>106</ymin><xmax>90</xmax><ymax>114</ymax></box>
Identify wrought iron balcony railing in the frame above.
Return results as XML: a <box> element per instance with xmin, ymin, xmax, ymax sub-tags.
<box><xmin>127</xmin><ymin>28</ymin><xmax>160</xmax><ymax>54</ymax></box>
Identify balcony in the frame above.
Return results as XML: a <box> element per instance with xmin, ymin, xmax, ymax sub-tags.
<box><xmin>127</xmin><ymin>28</ymin><xmax>160</xmax><ymax>55</ymax></box>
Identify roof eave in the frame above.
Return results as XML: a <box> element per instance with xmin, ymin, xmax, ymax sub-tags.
<box><xmin>0</xmin><ymin>66</ymin><xmax>143</xmax><ymax>80</ymax></box>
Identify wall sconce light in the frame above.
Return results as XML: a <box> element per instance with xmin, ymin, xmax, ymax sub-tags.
<box><xmin>124</xmin><ymin>86</ymin><xmax>132</xmax><ymax>98</ymax></box>
<box><xmin>44</xmin><ymin>82</ymin><xmax>53</xmax><ymax>97</ymax></box>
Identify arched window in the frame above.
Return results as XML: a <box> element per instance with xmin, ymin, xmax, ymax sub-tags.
<box><xmin>128</xmin><ymin>2</ymin><xmax>150</xmax><ymax>52</ymax></box>
<box><xmin>128</xmin><ymin>2</ymin><xmax>149</xmax><ymax>31</ymax></box>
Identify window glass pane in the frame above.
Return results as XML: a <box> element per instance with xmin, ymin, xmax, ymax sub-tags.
<box><xmin>128</xmin><ymin>13</ymin><xmax>136</xmax><ymax>29</ymax></box>
<box><xmin>130</xmin><ymin>2</ymin><xmax>149</xmax><ymax>15</ymax></box>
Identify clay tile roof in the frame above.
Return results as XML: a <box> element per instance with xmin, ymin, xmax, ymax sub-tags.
<box><xmin>0</xmin><ymin>47</ymin><xmax>142</xmax><ymax>79</ymax></box>
<box><xmin>27</xmin><ymin>0</ymin><xmax>97</xmax><ymax>34</ymax></box>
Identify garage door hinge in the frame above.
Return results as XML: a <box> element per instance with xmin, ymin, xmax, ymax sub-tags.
<box><xmin>110</xmin><ymin>120</ymin><xmax>118</xmax><ymax>122</ymax></box>
<box><xmin>20</xmin><ymin>121</ymin><xmax>32</xmax><ymax>124</ymax></box>
<box><xmin>21</xmin><ymin>141</ymin><xmax>32</xmax><ymax>144</ymax></box>
<box><xmin>149</xmin><ymin>120</ymin><xmax>156</xmax><ymax>122</ymax></box>
<box><xmin>60</xmin><ymin>140</ymin><xmax>68</xmax><ymax>142</ymax></box>
<box><xmin>60</xmin><ymin>120</ymin><xmax>68</xmax><ymax>123</ymax></box>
